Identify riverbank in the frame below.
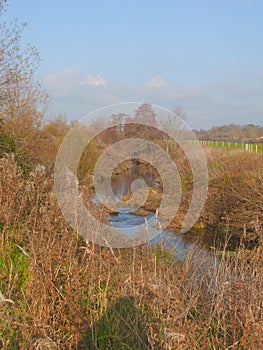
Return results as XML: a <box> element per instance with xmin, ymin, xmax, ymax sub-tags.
<box><xmin>1</xmin><ymin>148</ymin><xmax>263</xmax><ymax>348</ymax></box>
<box><xmin>80</xmin><ymin>147</ymin><xmax>263</xmax><ymax>250</ymax></box>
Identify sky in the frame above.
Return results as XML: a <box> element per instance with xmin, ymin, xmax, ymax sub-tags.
<box><xmin>2</xmin><ymin>0</ymin><xmax>263</xmax><ymax>129</ymax></box>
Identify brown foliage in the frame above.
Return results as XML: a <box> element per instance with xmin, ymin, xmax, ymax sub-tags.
<box><xmin>203</xmin><ymin>148</ymin><xmax>263</xmax><ymax>247</ymax></box>
<box><xmin>1</xmin><ymin>154</ymin><xmax>263</xmax><ymax>349</ymax></box>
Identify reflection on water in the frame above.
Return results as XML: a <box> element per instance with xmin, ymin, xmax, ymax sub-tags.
<box><xmin>111</xmin><ymin>173</ymin><xmax>134</xmax><ymax>200</ymax></box>
<box><xmin>111</xmin><ymin>164</ymin><xmax>159</xmax><ymax>200</ymax></box>
<box><xmin>109</xmin><ymin>208</ymin><xmax>154</xmax><ymax>228</ymax></box>
<box><xmin>95</xmin><ymin>164</ymin><xmax>211</xmax><ymax>261</ymax></box>
<box><xmin>109</xmin><ymin>209</ymin><xmax>194</xmax><ymax>260</ymax></box>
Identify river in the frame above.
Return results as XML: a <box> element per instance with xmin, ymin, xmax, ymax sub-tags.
<box><xmin>92</xmin><ymin>163</ymin><xmax>213</xmax><ymax>261</ymax></box>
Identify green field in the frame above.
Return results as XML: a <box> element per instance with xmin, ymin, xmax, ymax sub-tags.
<box><xmin>198</xmin><ymin>140</ymin><xmax>263</xmax><ymax>153</ymax></box>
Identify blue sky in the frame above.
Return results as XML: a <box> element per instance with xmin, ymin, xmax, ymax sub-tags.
<box><xmin>3</xmin><ymin>0</ymin><xmax>263</xmax><ymax>129</ymax></box>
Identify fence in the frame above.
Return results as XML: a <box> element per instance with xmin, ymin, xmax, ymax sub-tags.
<box><xmin>192</xmin><ymin>140</ymin><xmax>263</xmax><ymax>153</ymax></box>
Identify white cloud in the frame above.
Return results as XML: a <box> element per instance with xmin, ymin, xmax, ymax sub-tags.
<box><xmin>42</xmin><ymin>68</ymin><xmax>263</xmax><ymax>129</ymax></box>
<box><xmin>42</xmin><ymin>68</ymin><xmax>115</xmax><ymax>115</ymax></box>
<box><xmin>80</xmin><ymin>74</ymin><xmax>106</xmax><ymax>87</ymax></box>
<box><xmin>43</xmin><ymin>68</ymin><xmax>108</xmax><ymax>102</ymax></box>
<box><xmin>43</xmin><ymin>68</ymin><xmax>79</xmax><ymax>98</ymax></box>
<box><xmin>147</xmin><ymin>75</ymin><xmax>167</xmax><ymax>88</ymax></box>
<box><xmin>43</xmin><ymin>67</ymin><xmax>77</xmax><ymax>88</ymax></box>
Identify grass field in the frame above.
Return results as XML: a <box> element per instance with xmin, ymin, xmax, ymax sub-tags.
<box><xmin>197</xmin><ymin>140</ymin><xmax>263</xmax><ymax>153</ymax></box>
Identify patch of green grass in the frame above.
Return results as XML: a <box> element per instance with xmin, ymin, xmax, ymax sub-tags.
<box><xmin>0</xmin><ymin>239</ymin><xmax>30</xmax><ymax>293</ymax></box>
<box><xmin>152</xmin><ymin>246</ymin><xmax>174</xmax><ymax>265</ymax></box>
<box><xmin>82</xmin><ymin>297</ymin><xmax>150</xmax><ymax>350</ymax></box>
<box><xmin>203</xmin><ymin>141</ymin><xmax>263</xmax><ymax>153</ymax></box>
<box><xmin>0</xmin><ymin>328</ymin><xmax>21</xmax><ymax>350</ymax></box>
<box><xmin>0</xmin><ymin>238</ymin><xmax>30</xmax><ymax>349</ymax></box>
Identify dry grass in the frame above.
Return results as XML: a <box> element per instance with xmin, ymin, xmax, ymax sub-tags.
<box><xmin>0</xmin><ymin>152</ymin><xmax>263</xmax><ymax>349</ymax></box>
<box><xmin>202</xmin><ymin>148</ymin><xmax>263</xmax><ymax>247</ymax></box>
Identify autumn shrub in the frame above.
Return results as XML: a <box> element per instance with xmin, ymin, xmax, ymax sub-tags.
<box><xmin>1</xmin><ymin>153</ymin><xmax>263</xmax><ymax>349</ymax></box>
<box><xmin>202</xmin><ymin>148</ymin><xmax>263</xmax><ymax>247</ymax></box>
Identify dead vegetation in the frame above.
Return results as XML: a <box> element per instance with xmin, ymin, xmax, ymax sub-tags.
<box><xmin>0</xmin><ymin>152</ymin><xmax>263</xmax><ymax>349</ymax></box>
<box><xmin>1</xmin><ymin>1</ymin><xmax>262</xmax><ymax>347</ymax></box>
<box><xmin>202</xmin><ymin>148</ymin><xmax>263</xmax><ymax>248</ymax></box>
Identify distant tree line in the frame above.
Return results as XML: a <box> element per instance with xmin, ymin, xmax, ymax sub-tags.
<box><xmin>195</xmin><ymin>124</ymin><xmax>263</xmax><ymax>143</ymax></box>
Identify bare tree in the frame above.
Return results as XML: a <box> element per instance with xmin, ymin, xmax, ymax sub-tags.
<box><xmin>0</xmin><ymin>0</ymin><xmax>48</xmax><ymax>154</ymax></box>
<box><xmin>0</xmin><ymin>0</ymin><xmax>47</xmax><ymax>127</ymax></box>
<box><xmin>134</xmin><ymin>102</ymin><xmax>157</xmax><ymax>128</ymax></box>
<box><xmin>160</xmin><ymin>106</ymin><xmax>188</xmax><ymax>152</ymax></box>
